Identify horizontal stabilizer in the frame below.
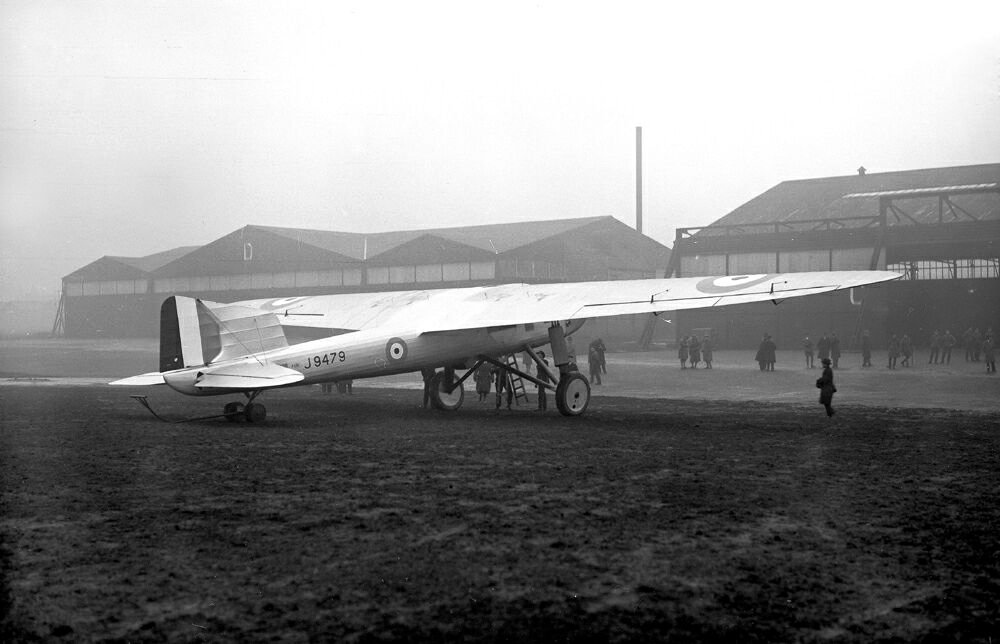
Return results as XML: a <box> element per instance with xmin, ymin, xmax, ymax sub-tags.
<box><xmin>194</xmin><ymin>362</ymin><xmax>304</xmax><ymax>390</ymax></box>
<box><xmin>110</xmin><ymin>372</ymin><xmax>166</xmax><ymax>386</ymax></box>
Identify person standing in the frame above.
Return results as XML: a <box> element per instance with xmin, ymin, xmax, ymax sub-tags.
<box><xmin>764</xmin><ymin>334</ymin><xmax>777</xmax><ymax>371</ymax></box>
<box><xmin>755</xmin><ymin>334</ymin><xmax>768</xmax><ymax>371</ymax></box>
<box><xmin>495</xmin><ymin>364</ymin><xmax>512</xmax><ymax>411</ymax></box>
<box><xmin>928</xmin><ymin>330</ymin><xmax>941</xmax><ymax>364</ymax></box>
<box><xmin>830</xmin><ymin>333</ymin><xmax>841</xmax><ymax>369</ymax></box>
<box><xmin>900</xmin><ymin>334</ymin><xmax>913</xmax><ymax>367</ymax></box>
<box><xmin>688</xmin><ymin>335</ymin><xmax>701</xmax><ymax>369</ymax></box>
<box><xmin>421</xmin><ymin>367</ymin><xmax>436</xmax><ymax>409</ymax></box>
<box><xmin>536</xmin><ymin>351</ymin><xmax>551</xmax><ymax>410</ymax></box>
<box><xmin>816</xmin><ymin>357</ymin><xmax>837</xmax><ymax>417</ymax></box>
<box><xmin>678</xmin><ymin>336</ymin><xmax>689</xmax><ymax>369</ymax></box>
<box><xmin>941</xmin><ymin>330</ymin><xmax>956</xmax><ymax>364</ymax></box>
<box><xmin>860</xmin><ymin>330</ymin><xmax>872</xmax><ymax>368</ymax></box>
<box><xmin>701</xmin><ymin>335</ymin><xmax>714</xmax><ymax>369</ymax></box>
<box><xmin>817</xmin><ymin>334</ymin><xmax>831</xmax><ymax>365</ymax></box>
<box><xmin>588</xmin><ymin>345</ymin><xmax>602</xmax><ymax>385</ymax></box>
<box><xmin>984</xmin><ymin>335</ymin><xmax>996</xmax><ymax>373</ymax></box>
<box><xmin>802</xmin><ymin>336</ymin><xmax>815</xmax><ymax>369</ymax></box>
<box><xmin>589</xmin><ymin>338</ymin><xmax>608</xmax><ymax>375</ymax></box>
<box><xmin>887</xmin><ymin>335</ymin><xmax>899</xmax><ymax>369</ymax></box>
<box><xmin>474</xmin><ymin>362</ymin><xmax>493</xmax><ymax>402</ymax></box>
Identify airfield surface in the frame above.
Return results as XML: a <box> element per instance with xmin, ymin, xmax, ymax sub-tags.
<box><xmin>1</xmin><ymin>338</ymin><xmax>999</xmax><ymax>642</ymax></box>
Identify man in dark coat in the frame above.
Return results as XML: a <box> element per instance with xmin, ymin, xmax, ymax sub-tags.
<box><xmin>817</xmin><ymin>357</ymin><xmax>837</xmax><ymax>417</ymax></box>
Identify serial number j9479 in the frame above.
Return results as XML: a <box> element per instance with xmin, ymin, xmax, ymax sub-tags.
<box><xmin>303</xmin><ymin>351</ymin><xmax>346</xmax><ymax>369</ymax></box>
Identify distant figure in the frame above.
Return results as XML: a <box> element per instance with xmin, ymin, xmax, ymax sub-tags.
<box><xmin>588</xmin><ymin>345</ymin><xmax>602</xmax><ymax>385</ymax></box>
<box><xmin>336</xmin><ymin>380</ymin><xmax>353</xmax><ymax>394</ymax></box>
<box><xmin>817</xmin><ymin>334</ymin><xmax>831</xmax><ymax>364</ymax></box>
<box><xmin>802</xmin><ymin>336</ymin><xmax>815</xmax><ymax>369</ymax></box>
<box><xmin>860</xmin><ymin>330</ymin><xmax>872</xmax><ymax>368</ymax></box>
<box><xmin>678</xmin><ymin>336</ymin><xmax>689</xmax><ymax>369</ymax></box>
<box><xmin>900</xmin><ymin>334</ymin><xmax>913</xmax><ymax>367</ymax></box>
<box><xmin>701</xmin><ymin>335</ymin><xmax>714</xmax><ymax>369</ymax></box>
<box><xmin>887</xmin><ymin>335</ymin><xmax>899</xmax><ymax>369</ymax></box>
<box><xmin>321</xmin><ymin>382</ymin><xmax>334</xmax><ymax>394</ymax></box>
<box><xmin>816</xmin><ymin>357</ymin><xmax>837</xmax><ymax>417</ymax></box>
<box><xmin>522</xmin><ymin>350</ymin><xmax>533</xmax><ymax>370</ymax></box>
<box><xmin>589</xmin><ymin>338</ymin><xmax>608</xmax><ymax>375</ymax></box>
<box><xmin>830</xmin><ymin>333</ymin><xmax>841</xmax><ymax>369</ymax></box>
<box><xmin>565</xmin><ymin>336</ymin><xmax>577</xmax><ymax>365</ymax></box>
<box><xmin>963</xmin><ymin>328</ymin><xmax>975</xmax><ymax>362</ymax></box>
<box><xmin>536</xmin><ymin>351</ymin><xmax>551</xmax><ymax>409</ymax></box>
<box><xmin>474</xmin><ymin>362</ymin><xmax>493</xmax><ymax>402</ymax></box>
<box><xmin>495</xmin><ymin>364</ymin><xmax>512</xmax><ymax>411</ymax></box>
<box><xmin>688</xmin><ymin>335</ymin><xmax>701</xmax><ymax>369</ymax></box>
<box><xmin>755</xmin><ymin>335</ymin><xmax>768</xmax><ymax>371</ymax></box>
<box><xmin>941</xmin><ymin>330</ymin><xmax>956</xmax><ymax>364</ymax></box>
<box><xmin>928</xmin><ymin>330</ymin><xmax>941</xmax><ymax>364</ymax></box>
<box><xmin>421</xmin><ymin>367</ymin><xmax>436</xmax><ymax>409</ymax></box>
<box><xmin>756</xmin><ymin>334</ymin><xmax>776</xmax><ymax>371</ymax></box>
<box><xmin>984</xmin><ymin>335</ymin><xmax>996</xmax><ymax>373</ymax></box>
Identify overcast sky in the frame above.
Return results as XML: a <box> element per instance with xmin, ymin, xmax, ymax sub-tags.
<box><xmin>2</xmin><ymin>1</ymin><xmax>998</xmax><ymax>300</ymax></box>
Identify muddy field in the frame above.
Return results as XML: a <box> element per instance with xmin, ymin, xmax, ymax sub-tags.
<box><xmin>2</xmin><ymin>339</ymin><xmax>999</xmax><ymax>642</ymax></box>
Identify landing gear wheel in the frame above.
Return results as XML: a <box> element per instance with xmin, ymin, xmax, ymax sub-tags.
<box><xmin>556</xmin><ymin>372</ymin><xmax>591</xmax><ymax>416</ymax></box>
<box><xmin>429</xmin><ymin>371</ymin><xmax>464</xmax><ymax>411</ymax></box>
<box><xmin>244</xmin><ymin>402</ymin><xmax>267</xmax><ymax>423</ymax></box>
<box><xmin>223</xmin><ymin>402</ymin><xmax>244</xmax><ymax>422</ymax></box>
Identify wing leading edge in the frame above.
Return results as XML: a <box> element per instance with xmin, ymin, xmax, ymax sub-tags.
<box><xmin>411</xmin><ymin>270</ymin><xmax>901</xmax><ymax>332</ymax></box>
<box><xmin>234</xmin><ymin>270</ymin><xmax>900</xmax><ymax>335</ymax></box>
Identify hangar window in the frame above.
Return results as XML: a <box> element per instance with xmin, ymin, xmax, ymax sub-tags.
<box><xmin>367</xmin><ymin>266</ymin><xmax>389</xmax><ymax>285</ymax></box>
<box><xmin>343</xmin><ymin>268</ymin><xmax>363</xmax><ymax>286</ymax></box>
<box><xmin>416</xmin><ymin>264</ymin><xmax>442</xmax><ymax>282</ymax></box>
<box><xmin>729</xmin><ymin>253</ymin><xmax>776</xmax><ymax>274</ymax></box>
<box><xmin>442</xmin><ymin>262</ymin><xmax>470</xmax><ymax>281</ymax></box>
<box><xmin>680</xmin><ymin>254</ymin><xmax>726</xmax><ymax>277</ymax></box>
<box><xmin>470</xmin><ymin>261</ymin><xmax>495</xmax><ymax>280</ymax></box>
<box><xmin>831</xmin><ymin>248</ymin><xmax>877</xmax><ymax>270</ymax></box>
<box><xmin>780</xmin><ymin>250</ymin><xmax>829</xmax><ymax>273</ymax></box>
<box><xmin>229</xmin><ymin>274</ymin><xmax>251</xmax><ymax>291</ymax></box>
<box><xmin>272</xmin><ymin>272</ymin><xmax>295</xmax><ymax>288</ymax></box>
<box><xmin>390</xmin><ymin>265</ymin><xmax>416</xmax><ymax>283</ymax></box>
<box><xmin>888</xmin><ymin>259</ymin><xmax>999</xmax><ymax>280</ymax></box>
<box><xmin>251</xmin><ymin>273</ymin><xmax>273</xmax><ymax>289</ymax></box>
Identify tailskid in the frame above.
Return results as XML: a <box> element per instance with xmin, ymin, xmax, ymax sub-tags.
<box><xmin>129</xmin><ymin>393</ymin><xmax>267</xmax><ymax>424</ymax></box>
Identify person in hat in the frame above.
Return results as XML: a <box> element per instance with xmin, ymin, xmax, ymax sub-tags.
<box><xmin>816</xmin><ymin>357</ymin><xmax>837</xmax><ymax>417</ymax></box>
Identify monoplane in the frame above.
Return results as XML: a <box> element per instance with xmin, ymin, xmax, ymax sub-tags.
<box><xmin>112</xmin><ymin>271</ymin><xmax>899</xmax><ymax>421</ymax></box>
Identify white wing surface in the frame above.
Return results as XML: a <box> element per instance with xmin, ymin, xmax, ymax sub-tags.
<box><xmin>237</xmin><ymin>271</ymin><xmax>900</xmax><ymax>334</ymax></box>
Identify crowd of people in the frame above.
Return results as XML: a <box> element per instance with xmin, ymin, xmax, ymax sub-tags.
<box><xmin>676</xmin><ymin>334</ymin><xmax>715</xmax><ymax>369</ymax></box>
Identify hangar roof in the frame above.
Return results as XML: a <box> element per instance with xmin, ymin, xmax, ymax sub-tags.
<box><xmin>709</xmin><ymin>163</ymin><xmax>1000</xmax><ymax>230</ymax></box>
<box><xmin>66</xmin><ymin>216</ymin><xmax>668</xmax><ymax>281</ymax></box>
<box><xmin>253</xmin><ymin>216</ymin><xmax>612</xmax><ymax>259</ymax></box>
<box><xmin>64</xmin><ymin>246</ymin><xmax>200</xmax><ymax>281</ymax></box>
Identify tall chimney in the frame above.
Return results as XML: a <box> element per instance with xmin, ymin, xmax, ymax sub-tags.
<box><xmin>636</xmin><ymin>126</ymin><xmax>643</xmax><ymax>234</ymax></box>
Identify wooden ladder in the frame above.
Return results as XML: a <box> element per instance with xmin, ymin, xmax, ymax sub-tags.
<box><xmin>505</xmin><ymin>354</ymin><xmax>530</xmax><ymax>406</ymax></box>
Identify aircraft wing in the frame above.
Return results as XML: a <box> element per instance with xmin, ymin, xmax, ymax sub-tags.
<box><xmin>238</xmin><ymin>270</ymin><xmax>899</xmax><ymax>334</ymax></box>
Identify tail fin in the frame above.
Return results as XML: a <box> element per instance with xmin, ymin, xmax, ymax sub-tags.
<box><xmin>159</xmin><ymin>296</ymin><xmax>288</xmax><ymax>371</ymax></box>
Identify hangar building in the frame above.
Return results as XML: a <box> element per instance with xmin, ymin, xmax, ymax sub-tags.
<box><xmin>670</xmin><ymin>163</ymin><xmax>1000</xmax><ymax>349</ymax></box>
<box><xmin>57</xmin><ymin>216</ymin><xmax>670</xmax><ymax>343</ymax></box>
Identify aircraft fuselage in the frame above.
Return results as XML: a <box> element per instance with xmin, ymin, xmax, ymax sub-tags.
<box><xmin>161</xmin><ymin>321</ymin><xmax>572</xmax><ymax>396</ymax></box>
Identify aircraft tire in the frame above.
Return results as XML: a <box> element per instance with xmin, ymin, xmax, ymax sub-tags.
<box><xmin>224</xmin><ymin>402</ymin><xmax>244</xmax><ymax>422</ymax></box>
<box><xmin>429</xmin><ymin>371</ymin><xmax>464</xmax><ymax>411</ymax></box>
<box><xmin>555</xmin><ymin>372</ymin><xmax>591</xmax><ymax>416</ymax></box>
<box><xmin>244</xmin><ymin>403</ymin><xmax>267</xmax><ymax>423</ymax></box>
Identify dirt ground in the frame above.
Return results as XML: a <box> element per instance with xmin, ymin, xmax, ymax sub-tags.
<box><xmin>1</xmin><ymin>339</ymin><xmax>999</xmax><ymax>642</ymax></box>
